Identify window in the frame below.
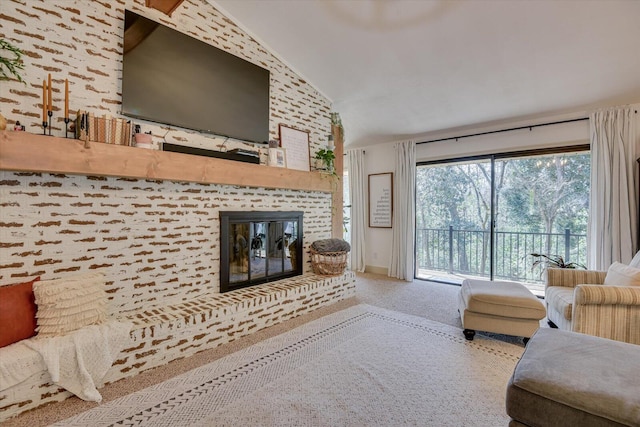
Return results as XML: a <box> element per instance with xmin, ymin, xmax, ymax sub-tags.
<box><xmin>415</xmin><ymin>147</ymin><xmax>590</xmax><ymax>296</ymax></box>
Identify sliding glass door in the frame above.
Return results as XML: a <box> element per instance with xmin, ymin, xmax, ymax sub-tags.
<box><xmin>492</xmin><ymin>153</ymin><xmax>590</xmax><ymax>294</ymax></box>
<box><xmin>415</xmin><ymin>148</ymin><xmax>590</xmax><ymax>296</ymax></box>
<box><xmin>416</xmin><ymin>159</ymin><xmax>493</xmax><ymax>279</ymax></box>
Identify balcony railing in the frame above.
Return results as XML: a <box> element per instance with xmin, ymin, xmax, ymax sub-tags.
<box><xmin>416</xmin><ymin>227</ymin><xmax>587</xmax><ymax>284</ymax></box>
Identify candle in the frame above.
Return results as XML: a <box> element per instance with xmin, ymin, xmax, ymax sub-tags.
<box><xmin>42</xmin><ymin>80</ymin><xmax>47</xmax><ymax>122</ymax></box>
<box><xmin>47</xmin><ymin>73</ymin><xmax>52</xmax><ymax>113</ymax></box>
<box><xmin>64</xmin><ymin>79</ymin><xmax>69</xmax><ymax>119</ymax></box>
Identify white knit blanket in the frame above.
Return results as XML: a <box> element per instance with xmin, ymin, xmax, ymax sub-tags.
<box><xmin>21</xmin><ymin>321</ymin><xmax>132</xmax><ymax>402</ymax></box>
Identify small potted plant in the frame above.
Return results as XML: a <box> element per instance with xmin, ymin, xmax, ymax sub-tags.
<box><xmin>314</xmin><ymin>147</ymin><xmax>335</xmax><ymax>173</ymax></box>
<box><xmin>1</xmin><ymin>39</ymin><xmax>25</xmax><ymax>130</ymax></box>
<box><xmin>530</xmin><ymin>253</ymin><xmax>585</xmax><ymax>278</ymax></box>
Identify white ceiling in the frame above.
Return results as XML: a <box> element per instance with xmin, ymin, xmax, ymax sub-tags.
<box><xmin>212</xmin><ymin>0</ymin><xmax>640</xmax><ymax>148</ymax></box>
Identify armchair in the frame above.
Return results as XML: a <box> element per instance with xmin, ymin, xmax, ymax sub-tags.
<box><xmin>545</xmin><ymin>268</ymin><xmax>640</xmax><ymax>344</ymax></box>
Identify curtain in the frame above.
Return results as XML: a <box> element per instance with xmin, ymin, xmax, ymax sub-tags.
<box><xmin>388</xmin><ymin>140</ymin><xmax>416</xmax><ymax>280</ymax></box>
<box><xmin>588</xmin><ymin>107</ymin><xmax>639</xmax><ymax>269</ymax></box>
<box><xmin>347</xmin><ymin>149</ymin><xmax>367</xmax><ymax>272</ymax></box>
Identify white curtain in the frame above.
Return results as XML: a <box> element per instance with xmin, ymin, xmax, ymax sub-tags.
<box><xmin>588</xmin><ymin>107</ymin><xmax>639</xmax><ymax>269</ymax></box>
<box><xmin>347</xmin><ymin>149</ymin><xmax>367</xmax><ymax>272</ymax></box>
<box><xmin>388</xmin><ymin>140</ymin><xmax>416</xmax><ymax>280</ymax></box>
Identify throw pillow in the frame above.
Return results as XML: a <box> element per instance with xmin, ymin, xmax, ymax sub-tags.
<box><xmin>603</xmin><ymin>262</ymin><xmax>640</xmax><ymax>287</ymax></box>
<box><xmin>629</xmin><ymin>251</ymin><xmax>640</xmax><ymax>269</ymax></box>
<box><xmin>311</xmin><ymin>238</ymin><xmax>351</xmax><ymax>253</ymax></box>
<box><xmin>33</xmin><ymin>271</ymin><xmax>107</xmax><ymax>337</ymax></box>
<box><xmin>0</xmin><ymin>277</ymin><xmax>40</xmax><ymax>348</ymax></box>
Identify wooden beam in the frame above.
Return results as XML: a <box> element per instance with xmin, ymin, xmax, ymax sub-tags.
<box><xmin>331</xmin><ymin>124</ymin><xmax>344</xmax><ymax>239</ymax></box>
<box><xmin>145</xmin><ymin>0</ymin><xmax>185</xmax><ymax>16</ymax></box>
<box><xmin>0</xmin><ymin>131</ymin><xmax>333</xmax><ymax>193</ymax></box>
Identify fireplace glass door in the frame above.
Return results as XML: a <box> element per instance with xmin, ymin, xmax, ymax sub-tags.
<box><xmin>221</xmin><ymin>211</ymin><xmax>303</xmax><ymax>293</ymax></box>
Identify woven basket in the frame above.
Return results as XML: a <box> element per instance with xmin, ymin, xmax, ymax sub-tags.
<box><xmin>310</xmin><ymin>248</ymin><xmax>348</xmax><ymax>276</ymax></box>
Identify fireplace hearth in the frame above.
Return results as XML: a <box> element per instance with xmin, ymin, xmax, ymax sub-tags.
<box><xmin>220</xmin><ymin>211</ymin><xmax>303</xmax><ymax>293</ymax></box>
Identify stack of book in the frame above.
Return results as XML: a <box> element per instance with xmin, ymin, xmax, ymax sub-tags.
<box><xmin>75</xmin><ymin>111</ymin><xmax>132</xmax><ymax>146</ymax></box>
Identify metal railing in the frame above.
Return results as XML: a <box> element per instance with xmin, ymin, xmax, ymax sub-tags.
<box><xmin>416</xmin><ymin>227</ymin><xmax>587</xmax><ymax>283</ymax></box>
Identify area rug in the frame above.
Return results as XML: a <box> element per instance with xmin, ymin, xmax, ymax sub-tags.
<box><xmin>51</xmin><ymin>304</ymin><xmax>523</xmax><ymax>427</ymax></box>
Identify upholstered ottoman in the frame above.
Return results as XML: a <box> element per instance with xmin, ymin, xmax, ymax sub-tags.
<box><xmin>506</xmin><ymin>328</ymin><xmax>640</xmax><ymax>426</ymax></box>
<box><xmin>458</xmin><ymin>279</ymin><xmax>545</xmax><ymax>342</ymax></box>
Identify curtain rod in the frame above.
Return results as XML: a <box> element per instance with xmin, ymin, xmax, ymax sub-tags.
<box><xmin>343</xmin><ymin>149</ymin><xmax>365</xmax><ymax>155</ymax></box>
<box><xmin>417</xmin><ymin>117</ymin><xmax>589</xmax><ymax>145</ymax></box>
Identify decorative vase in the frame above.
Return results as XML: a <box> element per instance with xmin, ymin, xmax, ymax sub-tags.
<box><xmin>134</xmin><ymin>133</ymin><xmax>154</xmax><ymax>149</ymax></box>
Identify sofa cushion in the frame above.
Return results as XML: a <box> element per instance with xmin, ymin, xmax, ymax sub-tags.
<box><xmin>545</xmin><ymin>286</ymin><xmax>574</xmax><ymax>320</ymax></box>
<box><xmin>33</xmin><ymin>271</ymin><xmax>107</xmax><ymax>337</ymax></box>
<box><xmin>604</xmin><ymin>262</ymin><xmax>640</xmax><ymax>287</ymax></box>
<box><xmin>0</xmin><ymin>277</ymin><xmax>40</xmax><ymax>348</ymax></box>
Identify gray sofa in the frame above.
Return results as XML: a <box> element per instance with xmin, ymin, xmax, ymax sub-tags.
<box><xmin>506</xmin><ymin>328</ymin><xmax>640</xmax><ymax>426</ymax></box>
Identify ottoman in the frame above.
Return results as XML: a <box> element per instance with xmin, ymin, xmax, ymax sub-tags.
<box><xmin>458</xmin><ymin>279</ymin><xmax>546</xmax><ymax>342</ymax></box>
<box><xmin>506</xmin><ymin>328</ymin><xmax>640</xmax><ymax>426</ymax></box>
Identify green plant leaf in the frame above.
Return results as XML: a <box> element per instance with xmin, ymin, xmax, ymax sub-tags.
<box><xmin>0</xmin><ymin>39</ymin><xmax>25</xmax><ymax>83</ymax></box>
<box><xmin>529</xmin><ymin>253</ymin><xmax>585</xmax><ymax>273</ymax></box>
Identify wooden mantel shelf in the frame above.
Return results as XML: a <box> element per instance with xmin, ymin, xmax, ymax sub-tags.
<box><xmin>0</xmin><ymin>131</ymin><xmax>334</xmax><ymax>193</ymax></box>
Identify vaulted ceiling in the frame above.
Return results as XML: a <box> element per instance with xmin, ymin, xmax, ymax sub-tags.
<box><xmin>212</xmin><ymin>0</ymin><xmax>640</xmax><ymax>147</ymax></box>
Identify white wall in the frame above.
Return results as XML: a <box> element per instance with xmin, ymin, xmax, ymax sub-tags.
<box><xmin>361</xmin><ymin>143</ymin><xmax>395</xmax><ymax>273</ymax></box>
<box><xmin>361</xmin><ymin>117</ymin><xmax>591</xmax><ymax>273</ymax></box>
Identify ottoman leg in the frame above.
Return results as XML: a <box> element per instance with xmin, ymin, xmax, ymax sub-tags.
<box><xmin>463</xmin><ymin>329</ymin><xmax>476</xmax><ymax>341</ymax></box>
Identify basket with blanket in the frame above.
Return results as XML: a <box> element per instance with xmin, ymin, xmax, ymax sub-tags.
<box><xmin>310</xmin><ymin>238</ymin><xmax>351</xmax><ymax>275</ymax></box>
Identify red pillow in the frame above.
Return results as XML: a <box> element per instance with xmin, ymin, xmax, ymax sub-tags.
<box><xmin>0</xmin><ymin>277</ymin><xmax>40</xmax><ymax>348</ymax></box>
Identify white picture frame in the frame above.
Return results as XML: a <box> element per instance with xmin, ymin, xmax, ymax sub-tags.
<box><xmin>279</xmin><ymin>124</ymin><xmax>310</xmax><ymax>171</ymax></box>
<box><xmin>268</xmin><ymin>147</ymin><xmax>287</xmax><ymax>168</ymax></box>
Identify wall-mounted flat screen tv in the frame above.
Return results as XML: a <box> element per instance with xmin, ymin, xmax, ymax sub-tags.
<box><xmin>122</xmin><ymin>10</ymin><xmax>270</xmax><ymax>144</ymax></box>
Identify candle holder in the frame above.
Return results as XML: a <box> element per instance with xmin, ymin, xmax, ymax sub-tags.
<box><xmin>42</xmin><ymin>121</ymin><xmax>48</xmax><ymax>135</ymax></box>
<box><xmin>64</xmin><ymin>117</ymin><xmax>70</xmax><ymax>138</ymax></box>
<box><xmin>47</xmin><ymin>110</ymin><xmax>52</xmax><ymax>136</ymax></box>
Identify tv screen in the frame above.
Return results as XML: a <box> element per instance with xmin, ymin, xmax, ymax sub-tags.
<box><xmin>122</xmin><ymin>10</ymin><xmax>270</xmax><ymax>144</ymax></box>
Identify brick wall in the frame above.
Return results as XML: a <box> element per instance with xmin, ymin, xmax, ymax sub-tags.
<box><xmin>0</xmin><ymin>3</ymin><xmax>351</xmax><ymax>419</ymax></box>
<box><xmin>0</xmin><ymin>171</ymin><xmax>333</xmax><ymax>310</ymax></box>
<box><xmin>0</xmin><ymin>0</ymin><xmax>331</xmax><ymax>153</ymax></box>
<box><xmin>0</xmin><ymin>0</ymin><xmax>335</xmax><ymax>301</ymax></box>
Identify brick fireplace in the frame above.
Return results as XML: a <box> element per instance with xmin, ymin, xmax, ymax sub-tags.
<box><xmin>0</xmin><ymin>0</ymin><xmax>351</xmax><ymax>419</ymax></box>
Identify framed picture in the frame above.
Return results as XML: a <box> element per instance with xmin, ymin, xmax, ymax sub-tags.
<box><xmin>268</xmin><ymin>147</ymin><xmax>287</xmax><ymax>168</ymax></box>
<box><xmin>369</xmin><ymin>172</ymin><xmax>393</xmax><ymax>228</ymax></box>
<box><xmin>279</xmin><ymin>124</ymin><xmax>310</xmax><ymax>171</ymax></box>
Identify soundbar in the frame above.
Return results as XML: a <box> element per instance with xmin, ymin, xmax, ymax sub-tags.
<box><xmin>162</xmin><ymin>143</ymin><xmax>260</xmax><ymax>164</ymax></box>
<box><xmin>228</xmin><ymin>148</ymin><xmax>260</xmax><ymax>157</ymax></box>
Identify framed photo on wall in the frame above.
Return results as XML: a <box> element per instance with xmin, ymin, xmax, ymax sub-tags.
<box><xmin>279</xmin><ymin>124</ymin><xmax>310</xmax><ymax>172</ymax></box>
<box><xmin>369</xmin><ymin>172</ymin><xmax>393</xmax><ymax>228</ymax></box>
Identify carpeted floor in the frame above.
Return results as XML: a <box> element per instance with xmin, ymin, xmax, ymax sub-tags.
<box><xmin>48</xmin><ymin>304</ymin><xmax>523</xmax><ymax>427</ymax></box>
<box><xmin>3</xmin><ymin>273</ymin><xmax>531</xmax><ymax>427</ymax></box>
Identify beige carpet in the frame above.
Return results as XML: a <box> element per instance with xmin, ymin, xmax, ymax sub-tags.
<box><xmin>4</xmin><ymin>273</ymin><xmax>528</xmax><ymax>427</ymax></box>
<box><xmin>48</xmin><ymin>304</ymin><xmax>523</xmax><ymax>427</ymax></box>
